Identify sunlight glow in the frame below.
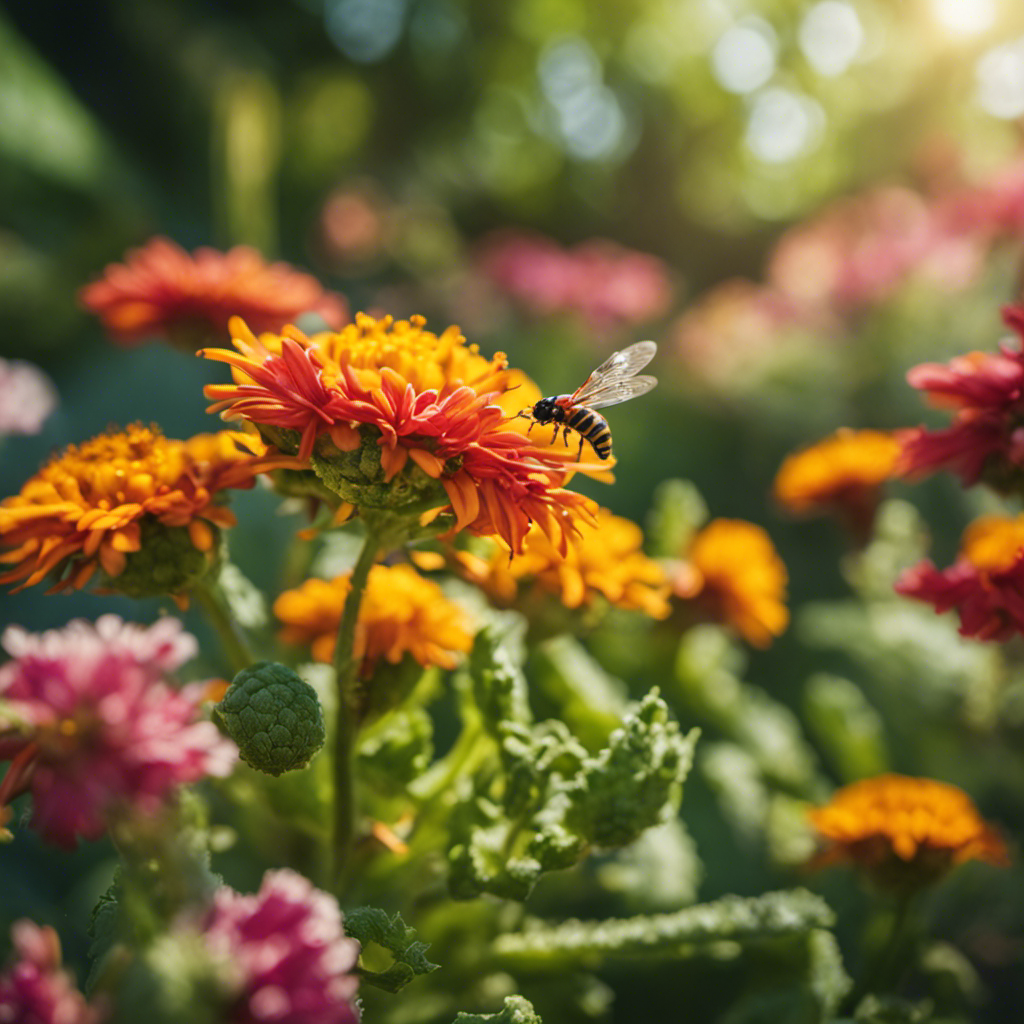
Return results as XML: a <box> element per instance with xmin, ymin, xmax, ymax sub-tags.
<box><xmin>977</xmin><ymin>38</ymin><xmax>1024</xmax><ymax>119</ymax></box>
<box><xmin>931</xmin><ymin>0</ymin><xmax>997</xmax><ymax>37</ymax></box>
<box><xmin>799</xmin><ymin>1</ymin><xmax>864</xmax><ymax>77</ymax></box>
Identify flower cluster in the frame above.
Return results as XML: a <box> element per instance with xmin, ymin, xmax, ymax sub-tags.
<box><xmin>80</xmin><ymin>237</ymin><xmax>349</xmax><ymax>349</ymax></box>
<box><xmin>809</xmin><ymin>774</ymin><xmax>1007</xmax><ymax>889</ymax></box>
<box><xmin>201</xmin><ymin>314</ymin><xmax>600</xmax><ymax>554</ymax></box>
<box><xmin>193</xmin><ymin>870</ymin><xmax>360</xmax><ymax>1024</ymax></box>
<box><xmin>433</xmin><ymin>507</ymin><xmax>670</xmax><ymax>618</ymax></box>
<box><xmin>0</xmin><ymin>920</ymin><xmax>101</xmax><ymax>1024</ymax></box>
<box><xmin>0</xmin><ymin>616</ymin><xmax>236</xmax><ymax>847</ymax></box>
<box><xmin>275</xmin><ymin>563</ymin><xmax>472</xmax><ymax>669</ymax></box>
<box><xmin>478</xmin><ymin>230</ymin><xmax>674</xmax><ymax>330</ymax></box>
<box><xmin>0</xmin><ymin>358</ymin><xmax>57</xmax><ymax>437</ymax></box>
<box><xmin>0</xmin><ymin>424</ymin><xmax>298</xmax><ymax>597</ymax></box>
<box><xmin>670</xmin><ymin>519</ymin><xmax>788</xmax><ymax>648</ymax></box>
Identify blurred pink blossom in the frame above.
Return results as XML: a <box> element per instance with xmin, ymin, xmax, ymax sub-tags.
<box><xmin>0</xmin><ymin>358</ymin><xmax>57</xmax><ymax>436</ymax></box>
<box><xmin>0</xmin><ymin>615</ymin><xmax>236</xmax><ymax>848</ymax></box>
<box><xmin>199</xmin><ymin>869</ymin><xmax>360</xmax><ymax>1024</ymax></box>
<box><xmin>478</xmin><ymin>230</ymin><xmax>674</xmax><ymax>330</ymax></box>
<box><xmin>0</xmin><ymin>920</ymin><xmax>102</xmax><ymax>1024</ymax></box>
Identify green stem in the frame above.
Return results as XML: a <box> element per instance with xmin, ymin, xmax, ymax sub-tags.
<box><xmin>845</xmin><ymin>890</ymin><xmax>922</xmax><ymax>1012</ymax></box>
<box><xmin>331</xmin><ymin>525</ymin><xmax>381</xmax><ymax>886</ymax></box>
<box><xmin>193</xmin><ymin>576</ymin><xmax>253</xmax><ymax>676</ymax></box>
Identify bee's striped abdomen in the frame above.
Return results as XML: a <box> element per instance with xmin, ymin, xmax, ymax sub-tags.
<box><xmin>566</xmin><ymin>405</ymin><xmax>613</xmax><ymax>459</ymax></box>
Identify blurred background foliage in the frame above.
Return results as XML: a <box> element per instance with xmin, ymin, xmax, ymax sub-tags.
<box><xmin>5</xmin><ymin>0</ymin><xmax>1024</xmax><ymax>1021</ymax></box>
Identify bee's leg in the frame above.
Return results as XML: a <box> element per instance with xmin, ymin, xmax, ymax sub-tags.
<box><xmin>526</xmin><ymin>419</ymin><xmax>535</xmax><ymax>436</ymax></box>
<box><xmin>561</xmin><ymin>426</ymin><xmax>571</xmax><ymax>448</ymax></box>
<box><xmin>576</xmin><ymin>434</ymin><xmax>585</xmax><ymax>461</ymax></box>
<box><xmin>551</xmin><ymin>424</ymin><xmax>560</xmax><ymax>445</ymax></box>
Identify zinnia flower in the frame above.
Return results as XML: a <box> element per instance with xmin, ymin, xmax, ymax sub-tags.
<box><xmin>896</xmin><ymin>514</ymin><xmax>1024</xmax><ymax>641</ymax></box>
<box><xmin>79</xmin><ymin>237</ymin><xmax>349</xmax><ymax>349</ymax></box>
<box><xmin>434</xmin><ymin>507</ymin><xmax>670</xmax><ymax>618</ymax></box>
<box><xmin>808</xmin><ymin>774</ymin><xmax>1008</xmax><ymax>889</ymax></box>
<box><xmin>0</xmin><ymin>424</ymin><xmax>298</xmax><ymax>597</ymax></box>
<box><xmin>0</xmin><ymin>920</ymin><xmax>101</xmax><ymax>1024</ymax></box>
<box><xmin>274</xmin><ymin>563</ymin><xmax>472</xmax><ymax>669</ymax></box>
<box><xmin>899</xmin><ymin>312</ymin><xmax>1024</xmax><ymax>489</ymax></box>
<box><xmin>479</xmin><ymin>230</ymin><xmax>673</xmax><ymax>330</ymax></box>
<box><xmin>0</xmin><ymin>359</ymin><xmax>57</xmax><ymax>437</ymax></box>
<box><xmin>671</xmin><ymin>519</ymin><xmax>788</xmax><ymax>647</ymax></box>
<box><xmin>0</xmin><ymin>616</ymin><xmax>237</xmax><ymax>847</ymax></box>
<box><xmin>774</xmin><ymin>428</ymin><xmax>903</xmax><ymax>539</ymax></box>
<box><xmin>200</xmin><ymin>314</ymin><xmax>600</xmax><ymax>555</ymax></box>
<box><xmin>192</xmin><ymin>869</ymin><xmax>359</xmax><ymax>1024</ymax></box>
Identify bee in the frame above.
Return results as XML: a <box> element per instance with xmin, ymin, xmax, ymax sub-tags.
<box><xmin>516</xmin><ymin>341</ymin><xmax>658</xmax><ymax>460</ymax></box>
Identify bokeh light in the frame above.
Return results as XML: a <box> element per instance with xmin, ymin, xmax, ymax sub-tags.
<box><xmin>798</xmin><ymin>1</ymin><xmax>865</xmax><ymax>77</ymax></box>
<box><xmin>711</xmin><ymin>18</ymin><xmax>778</xmax><ymax>94</ymax></box>
<box><xmin>745</xmin><ymin>87</ymin><xmax>825</xmax><ymax>163</ymax></box>
<box><xmin>930</xmin><ymin>0</ymin><xmax>997</xmax><ymax>37</ymax></box>
<box><xmin>976</xmin><ymin>37</ymin><xmax>1024</xmax><ymax>119</ymax></box>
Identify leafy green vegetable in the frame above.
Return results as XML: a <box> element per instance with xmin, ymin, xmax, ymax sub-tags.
<box><xmin>345</xmin><ymin>907</ymin><xmax>440</xmax><ymax>993</ymax></box>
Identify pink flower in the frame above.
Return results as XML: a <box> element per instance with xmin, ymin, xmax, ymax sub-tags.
<box><xmin>0</xmin><ymin>616</ymin><xmax>237</xmax><ymax>847</ymax></box>
<box><xmin>899</xmin><ymin>312</ymin><xmax>1024</xmax><ymax>486</ymax></box>
<box><xmin>199</xmin><ymin>870</ymin><xmax>360</xmax><ymax>1024</ymax></box>
<box><xmin>0</xmin><ymin>359</ymin><xmax>57</xmax><ymax>437</ymax></box>
<box><xmin>0</xmin><ymin>920</ymin><xmax>102</xmax><ymax>1024</ymax></box>
<box><xmin>478</xmin><ymin>230</ymin><xmax>673</xmax><ymax>330</ymax></box>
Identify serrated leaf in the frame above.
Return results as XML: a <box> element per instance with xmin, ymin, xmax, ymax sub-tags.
<box><xmin>469</xmin><ymin>628</ymin><xmax>533</xmax><ymax>736</ymax></box>
<box><xmin>85</xmin><ymin>878</ymin><xmax>122</xmax><ymax>995</ymax></box>
<box><xmin>452</xmin><ymin>995</ymin><xmax>542</xmax><ymax>1024</ymax></box>
<box><xmin>345</xmin><ymin>907</ymin><xmax>439</xmax><ymax>993</ymax></box>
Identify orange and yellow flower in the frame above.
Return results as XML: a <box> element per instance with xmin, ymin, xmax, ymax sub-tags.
<box><xmin>671</xmin><ymin>519</ymin><xmax>788</xmax><ymax>647</ymax></box>
<box><xmin>774</xmin><ymin>429</ymin><xmax>902</xmax><ymax>534</ymax></box>
<box><xmin>200</xmin><ymin>314</ymin><xmax>603</xmax><ymax>555</ymax></box>
<box><xmin>274</xmin><ymin>564</ymin><xmax>472</xmax><ymax>669</ymax></box>
<box><xmin>808</xmin><ymin>774</ymin><xmax>1008</xmax><ymax>888</ymax></box>
<box><xmin>0</xmin><ymin>425</ymin><xmax>298</xmax><ymax>595</ymax></box>
<box><xmin>79</xmin><ymin>237</ymin><xmax>349</xmax><ymax>348</ymax></box>
<box><xmin>436</xmin><ymin>507</ymin><xmax>670</xmax><ymax>618</ymax></box>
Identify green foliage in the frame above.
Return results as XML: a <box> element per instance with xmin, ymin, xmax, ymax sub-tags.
<box><xmin>215</xmin><ymin>661</ymin><xmax>326</xmax><ymax>776</ymax></box>
<box><xmin>491</xmin><ymin>889</ymin><xmax>835</xmax><ymax>968</ymax></box>
<box><xmin>357</xmin><ymin>705</ymin><xmax>434</xmax><ymax>794</ymax></box>
<box><xmin>803</xmin><ymin>674</ymin><xmax>889</xmax><ymax>782</ymax></box>
<box><xmin>645</xmin><ymin>478</ymin><xmax>708</xmax><ymax>558</ymax></box>
<box><xmin>452</xmin><ymin>995</ymin><xmax>542</xmax><ymax>1024</ymax></box>
<box><xmin>345</xmin><ymin>907</ymin><xmax>440</xmax><ymax>994</ymax></box>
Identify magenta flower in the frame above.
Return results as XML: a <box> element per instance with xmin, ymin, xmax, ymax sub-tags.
<box><xmin>0</xmin><ymin>920</ymin><xmax>102</xmax><ymax>1024</ymax></box>
<box><xmin>200</xmin><ymin>870</ymin><xmax>360</xmax><ymax>1024</ymax></box>
<box><xmin>0</xmin><ymin>358</ymin><xmax>57</xmax><ymax>437</ymax></box>
<box><xmin>0</xmin><ymin>615</ymin><xmax>237</xmax><ymax>848</ymax></box>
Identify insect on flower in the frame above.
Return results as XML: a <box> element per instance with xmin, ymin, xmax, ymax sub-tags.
<box><xmin>516</xmin><ymin>341</ymin><xmax>658</xmax><ymax>459</ymax></box>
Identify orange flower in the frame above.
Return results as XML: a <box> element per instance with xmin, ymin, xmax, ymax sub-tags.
<box><xmin>774</xmin><ymin>428</ymin><xmax>903</xmax><ymax>539</ymax></box>
<box><xmin>274</xmin><ymin>564</ymin><xmax>472</xmax><ymax>669</ymax></box>
<box><xmin>672</xmin><ymin>519</ymin><xmax>788</xmax><ymax>647</ymax></box>
<box><xmin>808</xmin><ymin>774</ymin><xmax>1008</xmax><ymax>888</ymax></box>
<box><xmin>0</xmin><ymin>425</ymin><xmax>298</xmax><ymax>596</ymax></box>
<box><xmin>200</xmin><ymin>314</ymin><xmax>602</xmax><ymax>555</ymax></box>
<box><xmin>438</xmin><ymin>508</ymin><xmax>670</xmax><ymax>618</ymax></box>
<box><xmin>79</xmin><ymin>237</ymin><xmax>349</xmax><ymax>348</ymax></box>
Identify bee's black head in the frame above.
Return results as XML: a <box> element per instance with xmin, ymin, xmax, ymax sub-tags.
<box><xmin>532</xmin><ymin>396</ymin><xmax>560</xmax><ymax>423</ymax></box>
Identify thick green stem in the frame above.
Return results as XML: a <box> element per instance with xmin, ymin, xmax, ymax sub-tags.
<box><xmin>845</xmin><ymin>891</ymin><xmax>922</xmax><ymax>1012</ymax></box>
<box><xmin>331</xmin><ymin>526</ymin><xmax>381</xmax><ymax>885</ymax></box>
<box><xmin>193</xmin><ymin>576</ymin><xmax>253</xmax><ymax>676</ymax></box>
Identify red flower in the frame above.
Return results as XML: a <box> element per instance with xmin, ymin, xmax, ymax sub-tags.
<box><xmin>80</xmin><ymin>237</ymin><xmax>348</xmax><ymax>348</ymax></box>
<box><xmin>896</xmin><ymin>515</ymin><xmax>1024</xmax><ymax>641</ymax></box>
<box><xmin>899</xmin><ymin>312</ymin><xmax>1024</xmax><ymax>487</ymax></box>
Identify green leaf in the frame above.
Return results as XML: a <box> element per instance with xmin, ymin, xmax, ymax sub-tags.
<box><xmin>345</xmin><ymin>907</ymin><xmax>440</xmax><ymax>993</ymax></box>
<box><xmin>492</xmin><ymin>889</ymin><xmax>835</xmax><ymax>969</ymax></box>
<box><xmin>645</xmin><ymin>478</ymin><xmax>708</xmax><ymax>557</ymax></box>
<box><xmin>85</xmin><ymin>878</ymin><xmax>122</xmax><ymax>995</ymax></box>
<box><xmin>804</xmin><ymin>674</ymin><xmax>888</xmax><ymax>781</ymax></box>
<box><xmin>470</xmin><ymin>627</ymin><xmax>533</xmax><ymax>735</ymax></box>
<box><xmin>452</xmin><ymin>995</ymin><xmax>542</xmax><ymax>1024</ymax></box>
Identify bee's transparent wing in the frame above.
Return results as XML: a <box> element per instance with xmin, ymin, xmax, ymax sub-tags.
<box><xmin>577</xmin><ymin>375</ymin><xmax>658</xmax><ymax>410</ymax></box>
<box><xmin>571</xmin><ymin>341</ymin><xmax>658</xmax><ymax>406</ymax></box>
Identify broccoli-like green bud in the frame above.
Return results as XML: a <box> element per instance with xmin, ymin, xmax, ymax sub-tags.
<box><xmin>215</xmin><ymin>662</ymin><xmax>325</xmax><ymax>776</ymax></box>
<box><xmin>452</xmin><ymin>995</ymin><xmax>542</xmax><ymax>1023</ymax></box>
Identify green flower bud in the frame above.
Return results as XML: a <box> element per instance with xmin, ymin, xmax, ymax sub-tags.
<box><xmin>215</xmin><ymin>662</ymin><xmax>326</xmax><ymax>776</ymax></box>
<box><xmin>105</xmin><ymin>519</ymin><xmax>218</xmax><ymax>598</ymax></box>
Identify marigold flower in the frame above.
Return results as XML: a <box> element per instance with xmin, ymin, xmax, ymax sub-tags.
<box><xmin>899</xmin><ymin>314</ymin><xmax>1024</xmax><ymax>488</ymax></box>
<box><xmin>195</xmin><ymin>869</ymin><xmax>359</xmax><ymax>1024</ymax></box>
<box><xmin>0</xmin><ymin>920</ymin><xmax>101</xmax><ymax>1024</ymax></box>
<box><xmin>0</xmin><ymin>424</ymin><xmax>298</xmax><ymax>597</ymax></box>
<box><xmin>0</xmin><ymin>358</ymin><xmax>57</xmax><ymax>437</ymax></box>
<box><xmin>671</xmin><ymin>519</ymin><xmax>788</xmax><ymax>647</ymax></box>
<box><xmin>79</xmin><ymin>237</ymin><xmax>349</xmax><ymax>349</ymax></box>
<box><xmin>275</xmin><ymin>563</ymin><xmax>472</xmax><ymax>669</ymax></box>
<box><xmin>896</xmin><ymin>514</ymin><xmax>1024</xmax><ymax>641</ymax></box>
<box><xmin>0</xmin><ymin>616</ymin><xmax>237</xmax><ymax>847</ymax></box>
<box><xmin>775</xmin><ymin>428</ymin><xmax>903</xmax><ymax>539</ymax></box>
<box><xmin>808</xmin><ymin>774</ymin><xmax>1008</xmax><ymax>889</ymax></box>
<box><xmin>439</xmin><ymin>508</ymin><xmax>670</xmax><ymax>618</ymax></box>
<box><xmin>201</xmin><ymin>314</ymin><xmax>600</xmax><ymax>555</ymax></box>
